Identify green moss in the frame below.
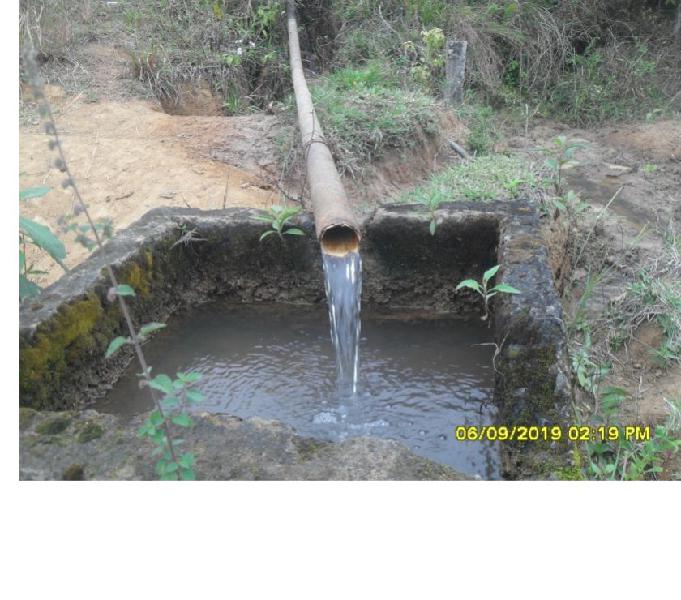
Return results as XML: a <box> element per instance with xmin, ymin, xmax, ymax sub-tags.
<box><xmin>497</xmin><ymin>342</ymin><xmax>558</xmax><ymax>424</ymax></box>
<box><xmin>35</xmin><ymin>414</ymin><xmax>71</xmax><ymax>435</ymax></box>
<box><xmin>293</xmin><ymin>437</ymin><xmax>328</xmax><ymax>461</ymax></box>
<box><xmin>20</xmin><ymin>293</ymin><xmax>103</xmax><ymax>408</ymax></box>
<box><xmin>62</xmin><ymin>464</ymin><xmax>85</xmax><ymax>480</ymax></box>
<box><xmin>19</xmin><ymin>407</ymin><xmax>37</xmax><ymax>430</ymax></box>
<box><xmin>77</xmin><ymin>421</ymin><xmax>104</xmax><ymax>443</ymax></box>
<box><xmin>118</xmin><ymin>251</ymin><xmax>154</xmax><ymax>298</ymax></box>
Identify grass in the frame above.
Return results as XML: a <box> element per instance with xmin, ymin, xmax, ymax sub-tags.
<box><xmin>281</xmin><ymin>63</ymin><xmax>440</xmax><ymax>178</ymax></box>
<box><xmin>398</xmin><ymin>154</ymin><xmax>539</xmax><ymax>204</ymax></box>
<box><xmin>609</xmin><ymin>271</ymin><xmax>681</xmax><ymax>367</ymax></box>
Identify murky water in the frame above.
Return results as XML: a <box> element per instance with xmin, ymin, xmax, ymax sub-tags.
<box><xmin>322</xmin><ymin>251</ymin><xmax>362</xmax><ymax>396</ymax></box>
<box><xmin>96</xmin><ymin>303</ymin><xmax>501</xmax><ymax>478</ymax></box>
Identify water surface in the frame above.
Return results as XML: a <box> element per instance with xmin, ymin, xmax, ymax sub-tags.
<box><xmin>96</xmin><ymin>303</ymin><xmax>500</xmax><ymax>478</ymax></box>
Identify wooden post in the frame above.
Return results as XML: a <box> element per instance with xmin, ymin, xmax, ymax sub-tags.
<box><xmin>445</xmin><ymin>39</ymin><xmax>467</xmax><ymax>105</ymax></box>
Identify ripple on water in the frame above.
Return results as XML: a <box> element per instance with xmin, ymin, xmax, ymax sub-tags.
<box><xmin>97</xmin><ymin>303</ymin><xmax>501</xmax><ymax>479</ymax></box>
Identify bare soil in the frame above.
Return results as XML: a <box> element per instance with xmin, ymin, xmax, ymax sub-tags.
<box><xmin>20</xmin><ymin>41</ymin><xmax>467</xmax><ymax>286</ymax></box>
<box><xmin>512</xmin><ymin>118</ymin><xmax>681</xmax><ymax>465</ymax></box>
<box><xmin>20</xmin><ymin>43</ymin><xmax>285</xmax><ymax>286</ymax></box>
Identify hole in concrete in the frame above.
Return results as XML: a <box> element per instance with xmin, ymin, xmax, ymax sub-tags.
<box><xmin>20</xmin><ymin>203</ymin><xmax>570</xmax><ymax>479</ymax></box>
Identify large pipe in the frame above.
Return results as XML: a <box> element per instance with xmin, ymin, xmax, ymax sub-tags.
<box><xmin>286</xmin><ymin>0</ymin><xmax>360</xmax><ymax>256</ymax></box>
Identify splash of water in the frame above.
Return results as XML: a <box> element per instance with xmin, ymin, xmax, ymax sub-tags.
<box><xmin>322</xmin><ymin>250</ymin><xmax>362</xmax><ymax>396</ymax></box>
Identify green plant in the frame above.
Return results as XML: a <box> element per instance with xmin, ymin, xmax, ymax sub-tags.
<box><xmin>416</xmin><ymin>188</ymin><xmax>447</xmax><ymax>235</ymax></box>
<box><xmin>544</xmin><ymin>189</ymin><xmax>590</xmax><ymax>218</ymax></box>
<box><xmin>570</xmin><ymin>330</ymin><xmax>610</xmax><ymax>395</ymax></box>
<box><xmin>400</xmin><ymin>154</ymin><xmax>537</xmax><ymax>206</ymax></box>
<box><xmin>19</xmin><ymin>186</ymin><xmax>67</xmax><ymax>301</ymax></box>
<box><xmin>136</xmin><ymin>371</ymin><xmax>205</xmax><ymax>480</ymax></box>
<box><xmin>456</xmin><ymin>265</ymin><xmax>521</xmax><ymax>321</ymax></box>
<box><xmin>299</xmin><ymin>68</ymin><xmax>439</xmax><ymax>178</ymax></box>
<box><xmin>255</xmin><ymin>205</ymin><xmax>305</xmax><ymax>242</ymax></box>
<box><xmin>23</xmin><ymin>45</ymin><xmax>201</xmax><ymax>480</ymax></box>
<box><xmin>408</xmin><ymin>27</ymin><xmax>445</xmax><ymax>92</ymax></box>
<box><xmin>542</xmin><ymin>135</ymin><xmax>585</xmax><ymax>193</ymax></box>
<box><xmin>457</xmin><ymin>103</ymin><xmax>497</xmax><ymax>155</ymax></box>
<box><xmin>643</xmin><ymin>163</ymin><xmax>658</xmax><ymax>174</ymax></box>
<box><xmin>556</xmin><ymin>189</ymin><xmax>589</xmax><ymax>215</ymax></box>
<box><xmin>58</xmin><ymin>213</ymin><xmax>114</xmax><ymax>251</ymax></box>
<box><xmin>585</xmin><ymin>393</ymin><xmax>681</xmax><ymax>480</ymax></box>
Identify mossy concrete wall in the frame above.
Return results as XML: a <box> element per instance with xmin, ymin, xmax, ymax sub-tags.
<box><xmin>19</xmin><ymin>203</ymin><xmax>570</xmax><ymax>438</ymax></box>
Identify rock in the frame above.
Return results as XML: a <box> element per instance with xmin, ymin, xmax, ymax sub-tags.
<box><xmin>20</xmin><ymin>409</ymin><xmax>466</xmax><ymax>481</ymax></box>
<box><xmin>76</xmin><ymin>421</ymin><xmax>104</xmax><ymax>444</ymax></box>
<box><xmin>35</xmin><ymin>414</ymin><xmax>71</xmax><ymax>435</ymax></box>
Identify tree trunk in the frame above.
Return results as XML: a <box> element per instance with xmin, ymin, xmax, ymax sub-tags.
<box><xmin>286</xmin><ymin>0</ymin><xmax>359</xmax><ymax>255</ymax></box>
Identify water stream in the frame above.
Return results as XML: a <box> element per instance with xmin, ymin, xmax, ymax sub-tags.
<box><xmin>321</xmin><ymin>250</ymin><xmax>362</xmax><ymax>397</ymax></box>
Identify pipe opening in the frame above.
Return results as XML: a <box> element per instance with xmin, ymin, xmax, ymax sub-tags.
<box><xmin>320</xmin><ymin>225</ymin><xmax>360</xmax><ymax>257</ymax></box>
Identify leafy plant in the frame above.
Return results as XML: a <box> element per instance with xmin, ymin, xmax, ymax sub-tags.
<box><xmin>255</xmin><ymin>205</ymin><xmax>305</xmax><ymax>242</ymax></box>
<box><xmin>542</xmin><ymin>136</ymin><xmax>585</xmax><ymax>193</ymax></box>
<box><xmin>456</xmin><ymin>265</ymin><xmax>521</xmax><ymax>321</ymax></box>
<box><xmin>22</xmin><ymin>45</ymin><xmax>201</xmax><ymax>480</ymax></box>
<box><xmin>465</xmin><ymin>104</ymin><xmax>496</xmax><ymax>155</ymax></box>
<box><xmin>137</xmin><ymin>371</ymin><xmax>205</xmax><ymax>480</ymax></box>
<box><xmin>543</xmin><ymin>188</ymin><xmax>590</xmax><ymax>219</ymax></box>
<box><xmin>585</xmin><ymin>393</ymin><xmax>681</xmax><ymax>481</ymax></box>
<box><xmin>409</xmin><ymin>27</ymin><xmax>445</xmax><ymax>92</ymax></box>
<box><xmin>58</xmin><ymin>213</ymin><xmax>113</xmax><ymax>251</ymax></box>
<box><xmin>416</xmin><ymin>188</ymin><xmax>447</xmax><ymax>235</ymax></box>
<box><xmin>19</xmin><ymin>185</ymin><xmax>67</xmax><ymax>301</ymax></box>
<box><xmin>570</xmin><ymin>330</ymin><xmax>610</xmax><ymax>395</ymax></box>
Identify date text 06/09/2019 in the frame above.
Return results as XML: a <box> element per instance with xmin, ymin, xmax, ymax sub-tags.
<box><xmin>454</xmin><ymin>425</ymin><xmax>652</xmax><ymax>443</ymax></box>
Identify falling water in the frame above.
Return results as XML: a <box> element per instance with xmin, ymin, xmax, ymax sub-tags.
<box><xmin>322</xmin><ymin>250</ymin><xmax>362</xmax><ymax>396</ymax></box>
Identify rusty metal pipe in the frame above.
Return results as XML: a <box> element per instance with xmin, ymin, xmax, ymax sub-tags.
<box><xmin>286</xmin><ymin>1</ymin><xmax>360</xmax><ymax>256</ymax></box>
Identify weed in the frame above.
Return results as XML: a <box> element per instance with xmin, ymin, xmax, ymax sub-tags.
<box><xmin>456</xmin><ymin>265</ymin><xmax>520</xmax><ymax>322</ymax></box>
<box><xmin>19</xmin><ymin>185</ymin><xmax>66</xmax><ymax>301</ymax></box>
<box><xmin>456</xmin><ymin>102</ymin><xmax>497</xmax><ymax>155</ymax></box>
<box><xmin>570</xmin><ymin>329</ymin><xmax>610</xmax><ymax>395</ymax></box>
<box><xmin>542</xmin><ymin>135</ymin><xmax>585</xmax><ymax>193</ymax></box>
<box><xmin>58</xmin><ymin>213</ymin><xmax>113</xmax><ymax>251</ymax></box>
<box><xmin>23</xmin><ymin>45</ymin><xmax>202</xmax><ymax>480</ymax></box>
<box><xmin>583</xmin><ymin>392</ymin><xmax>681</xmax><ymax>480</ymax></box>
<box><xmin>415</xmin><ymin>188</ymin><xmax>447</xmax><ymax>235</ymax></box>
<box><xmin>408</xmin><ymin>27</ymin><xmax>445</xmax><ymax>92</ymax></box>
<box><xmin>136</xmin><ymin>371</ymin><xmax>205</xmax><ymax>480</ymax></box>
<box><xmin>614</xmin><ymin>271</ymin><xmax>681</xmax><ymax>368</ymax></box>
<box><xmin>543</xmin><ymin>188</ymin><xmax>590</xmax><ymax>220</ymax></box>
<box><xmin>255</xmin><ymin>205</ymin><xmax>305</xmax><ymax>242</ymax></box>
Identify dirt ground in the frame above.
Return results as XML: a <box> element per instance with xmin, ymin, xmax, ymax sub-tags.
<box><xmin>20</xmin><ymin>41</ymin><xmax>469</xmax><ymax>285</ymax></box>
<box><xmin>20</xmin><ymin>43</ymin><xmax>284</xmax><ymax>286</ymax></box>
<box><xmin>507</xmin><ymin>118</ymin><xmax>681</xmax><ymax>456</ymax></box>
